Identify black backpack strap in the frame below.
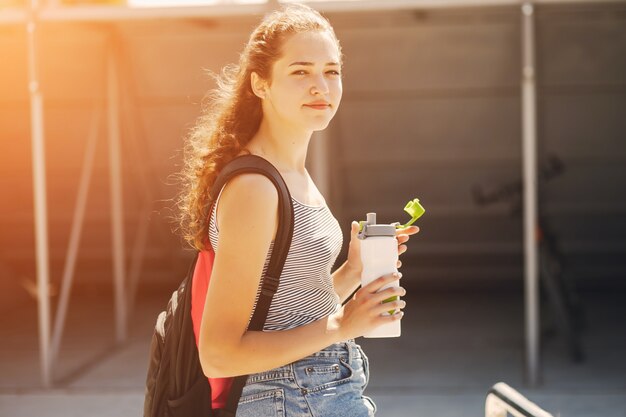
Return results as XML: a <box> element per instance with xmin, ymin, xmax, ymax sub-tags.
<box><xmin>208</xmin><ymin>155</ymin><xmax>294</xmax><ymax>417</ymax></box>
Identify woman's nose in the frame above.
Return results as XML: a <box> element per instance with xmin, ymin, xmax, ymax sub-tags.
<box><xmin>310</xmin><ymin>76</ymin><xmax>329</xmax><ymax>96</ymax></box>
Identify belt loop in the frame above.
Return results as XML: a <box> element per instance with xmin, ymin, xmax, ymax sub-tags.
<box><xmin>346</xmin><ymin>340</ymin><xmax>353</xmax><ymax>364</ymax></box>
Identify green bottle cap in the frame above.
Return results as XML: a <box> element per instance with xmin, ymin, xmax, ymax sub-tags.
<box><xmin>396</xmin><ymin>198</ymin><xmax>425</xmax><ymax>229</ymax></box>
<box><xmin>357</xmin><ymin>198</ymin><xmax>425</xmax><ymax>233</ymax></box>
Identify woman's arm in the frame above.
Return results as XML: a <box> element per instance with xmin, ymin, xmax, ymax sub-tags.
<box><xmin>332</xmin><ymin>260</ymin><xmax>361</xmax><ymax>304</ymax></box>
<box><xmin>198</xmin><ymin>173</ymin><xmax>406</xmax><ymax>378</ymax></box>
<box><xmin>198</xmin><ymin>173</ymin><xmax>347</xmax><ymax>378</ymax></box>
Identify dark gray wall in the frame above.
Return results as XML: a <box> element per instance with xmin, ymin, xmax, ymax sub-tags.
<box><xmin>328</xmin><ymin>4</ymin><xmax>626</xmax><ymax>290</ymax></box>
<box><xmin>537</xmin><ymin>5</ymin><xmax>626</xmax><ymax>289</ymax></box>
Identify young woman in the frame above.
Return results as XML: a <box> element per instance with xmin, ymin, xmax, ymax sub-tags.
<box><xmin>178</xmin><ymin>4</ymin><xmax>419</xmax><ymax>416</ymax></box>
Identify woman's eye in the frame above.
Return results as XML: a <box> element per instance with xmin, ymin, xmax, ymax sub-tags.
<box><xmin>292</xmin><ymin>70</ymin><xmax>341</xmax><ymax>75</ymax></box>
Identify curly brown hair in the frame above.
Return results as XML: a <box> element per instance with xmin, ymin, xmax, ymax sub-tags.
<box><xmin>178</xmin><ymin>4</ymin><xmax>342</xmax><ymax>250</ymax></box>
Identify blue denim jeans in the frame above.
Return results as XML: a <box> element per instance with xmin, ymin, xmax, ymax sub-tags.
<box><xmin>236</xmin><ymin>339</ymin><xmax>377</xmax><ymax>416</ymax></box>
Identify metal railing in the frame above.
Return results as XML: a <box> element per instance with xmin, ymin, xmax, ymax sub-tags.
<box><xmin>486</xmin><ymin>382</ymin><xmax>554</xmax><ymax>417</ymax></box>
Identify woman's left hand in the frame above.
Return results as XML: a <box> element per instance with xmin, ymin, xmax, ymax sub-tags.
<box><xmin>346</xmin><ymin>221</ymin><xmax>420</xmax><ymax>274</ymax></box>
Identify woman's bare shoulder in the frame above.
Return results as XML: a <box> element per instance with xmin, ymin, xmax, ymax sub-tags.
<box><xmin>217</xmin><ymin>173</ymin><xmax>279</xmax><ymax>232</ymax></box>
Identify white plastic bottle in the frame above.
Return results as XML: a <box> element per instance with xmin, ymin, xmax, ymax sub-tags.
<box><xmin>358</xmin><ymin>212</ymin><xmax>401</xmax><ymax>338</ymax></box>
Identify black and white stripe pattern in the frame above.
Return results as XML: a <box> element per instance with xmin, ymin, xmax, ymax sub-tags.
<box><xmin>208</xmin><ymin>191</ymin><xmax>343</xmax><ymax>331</ymax></box>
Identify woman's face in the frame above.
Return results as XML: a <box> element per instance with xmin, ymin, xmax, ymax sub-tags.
<box><xmin>260</xmin><ymin>30</ymin><xmax>343</xmax><ymax>133</ymax></box>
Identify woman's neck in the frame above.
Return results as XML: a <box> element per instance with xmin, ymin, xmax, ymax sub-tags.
<box><xmin>246</xmin><ymin>118</ymin><xmax>312</xmax><ymax>175</ymax></box>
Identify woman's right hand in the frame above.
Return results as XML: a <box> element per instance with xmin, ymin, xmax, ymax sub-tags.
<box><xmin>336</xmin><ymin>272</ymin><xmax>406</xmax><ymax>340</ymax></box>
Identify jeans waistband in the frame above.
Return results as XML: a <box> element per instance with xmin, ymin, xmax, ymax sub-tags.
<box><xmin>245</xmin><ymin>339</ymin><xmax>360</xmax><ymax>384</ymax></box>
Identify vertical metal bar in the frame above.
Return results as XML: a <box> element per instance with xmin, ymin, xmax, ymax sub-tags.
<box><xmin>521</xmin><ymin>2</ymin><xmax>540</xmax><ymax>387</ymax></box>
<box><xmin>26</xmin><ymin>0</ymin><xmax>51</xmax><ymax>388</ymax></box>
<box><xmin>50</xmin><ymin>110</ymin><xmax>100</xmax><ymax>363</ymax></box>
<box><xmin>118</xmin><ymin>77</ymin><xmax>152</xmax><ymax>318</ymax></box>
<box><xmin>107</xmin><ymin>39</ymin><xmax>127</xmax><ymax>344</ymax></box>
<box><xmin>127</xmin><ymin>200</ymin><xmax>150</xmax><ymax>318</ymax></box>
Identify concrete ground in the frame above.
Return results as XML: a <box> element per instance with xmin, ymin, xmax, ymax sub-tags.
<box><xmin>1</xmin><ymin>287</ymin><xmax>624</xmax><ymax>417</ymax></box>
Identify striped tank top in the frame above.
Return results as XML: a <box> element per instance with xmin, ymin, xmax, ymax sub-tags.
<box><xmin>208</xmin><ymin>185</ymin><xmax>344</xmax><ymax>331</ymax></box>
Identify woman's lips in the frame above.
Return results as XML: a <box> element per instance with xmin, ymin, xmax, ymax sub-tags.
<box><xmin>304</xmin><ymin>104</ymin><xmax>330</xmax><ymax>110</ymax></box>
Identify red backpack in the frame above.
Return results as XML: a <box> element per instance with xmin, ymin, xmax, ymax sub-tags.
<box><xmin>144</xmin><ymin>155</ymin><xmax>294</xmax><ymax>417</ymax></box>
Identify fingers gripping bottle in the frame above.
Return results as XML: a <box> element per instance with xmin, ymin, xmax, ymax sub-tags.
<box><xmin>358</xmin><ymin>199</ymin><xmax>425</xmax><ymax>338</ymax></box>
<box><xmin>358</xmin><ymin>213</ymin><xmax>401</xmax><ymax>338</ymax></box>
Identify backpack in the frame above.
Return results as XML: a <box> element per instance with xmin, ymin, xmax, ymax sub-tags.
<box><xmin>144</xmin><ymin>155</ymin><xmax>295</xmax><ymax>417</ymax></box>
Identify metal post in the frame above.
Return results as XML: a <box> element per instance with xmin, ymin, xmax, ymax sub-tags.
<box><xmin>107</xmin><ymin>39</ymin><xmax>127</xmax><ymax>344</ymax></box>
<box><xmin>26</xmin><ymin>0</ymin><xmax>51</xmax><ymax>388</ymax></box>
<box><xmin>117</xmin><ymin>73</ymin><xmax>155</xmax><ymax>318</ymax></box>
<box><xmin>127</xmin><ymin>199</ymin><xmax>150</xmax><ymax>318</ymax></box>
<box><xmin>50</xmin><ymin>110</ymin><xmax>100</xmax><ymax>363</ymax></box>
<box><xmin>521</xmin><ymin>2</ymin><xmax>540</xmax><ymax>387</ymax></box>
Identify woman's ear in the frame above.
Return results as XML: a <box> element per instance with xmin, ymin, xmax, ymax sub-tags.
<box><xmin>250</xmin><ymin>72</ymin><xmax>267</xmax><ymax>100</ymax></box>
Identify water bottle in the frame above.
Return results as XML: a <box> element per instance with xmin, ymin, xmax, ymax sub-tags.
<box><xmin>358</xmin><ymin>212</ymin><xmax>402</xmax><ymax>338</ymax></box>
<box><xmin>358</xmin><ymin>199</ymin><xmax>425</xmax><ymax>338</ymax></box>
